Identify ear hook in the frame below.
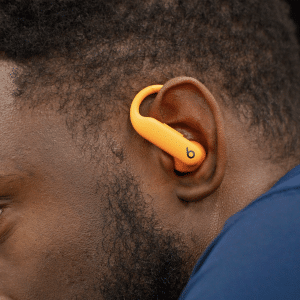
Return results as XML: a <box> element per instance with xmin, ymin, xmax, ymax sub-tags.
<box><xmin>130</xmin><ymin>85</ymin><xmax>206</xmax><ymax>173</ymax></box>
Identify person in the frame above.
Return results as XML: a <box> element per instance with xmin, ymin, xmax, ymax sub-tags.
<box><xmin>0</xmin><ymin>0</ymin><xmax>299</xmax><ymax>299</ymax></box>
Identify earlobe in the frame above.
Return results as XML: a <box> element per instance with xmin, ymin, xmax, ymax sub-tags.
<box><xmin>150</xmin><ymin>76</ymin><xmax>227</xmax><ymax>202</ymax></box>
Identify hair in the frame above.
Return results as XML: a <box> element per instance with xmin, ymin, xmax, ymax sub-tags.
<box><xmin>0</xmin><ymin>0</ymin><xmax>299</xmax><ymax>166</ymax></box>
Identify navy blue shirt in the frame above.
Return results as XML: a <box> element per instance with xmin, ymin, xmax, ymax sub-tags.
<box><xmin>179</xmin><ymin>164</ymin><xmax>300</xmax><ymax>300</ymax></box>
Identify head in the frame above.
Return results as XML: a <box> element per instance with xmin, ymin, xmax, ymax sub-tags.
<box><xmin>0</xmin><ymin>0</ymin><xmax>299</xmax><ymax>299</ymax></box>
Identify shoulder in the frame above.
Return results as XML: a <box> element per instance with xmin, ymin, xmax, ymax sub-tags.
<box><xmin>179</xmin><ymin>188</ymin><xmax>300</xmax><ymax>300</ymax></box>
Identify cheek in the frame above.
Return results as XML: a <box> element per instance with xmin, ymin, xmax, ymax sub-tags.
<box><xmin>0</xmin><ymin>202</ymin><xmax>105</xmax><ymax>299</ymax></box>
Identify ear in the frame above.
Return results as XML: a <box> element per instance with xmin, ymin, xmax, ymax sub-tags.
<box><xmin>141</xmin><ymin>76</ymin><xmax>227</xmax><ymax>202</ymax></box>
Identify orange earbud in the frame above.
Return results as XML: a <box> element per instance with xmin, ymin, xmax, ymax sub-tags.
<box><xmin>130</xmin><ymin>85</ymin><xmax>206</xmax><ymax>173</ymax></box>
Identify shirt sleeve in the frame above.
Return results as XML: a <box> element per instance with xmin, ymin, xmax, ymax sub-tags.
<box><xmin>179</xmin><ymin>190</ymin><xmax>300</xmax><ymax>300</ymax></box>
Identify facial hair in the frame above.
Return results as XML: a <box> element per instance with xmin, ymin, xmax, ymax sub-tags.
<box><xmin>91</xmin><ymin>168</ymin><xmax>197</xmax><ymax>300</ymax></box>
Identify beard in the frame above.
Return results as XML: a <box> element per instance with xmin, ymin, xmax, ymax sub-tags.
<box><xmin>90</xmin><ymin>168</ymin><xmax>198</xmax><ymax>300</ymax></box>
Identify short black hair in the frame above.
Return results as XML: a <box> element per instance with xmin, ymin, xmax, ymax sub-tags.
<box><xmin>1</xmin><ymin>0</ymin><xmax>299</xmax><ymax>165</ymax></box>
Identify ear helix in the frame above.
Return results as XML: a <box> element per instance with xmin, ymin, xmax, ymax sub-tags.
<box><xmin>130</xmin><ymin>85</ymin><xmax>206</xmax><ymax>173</ymax></box>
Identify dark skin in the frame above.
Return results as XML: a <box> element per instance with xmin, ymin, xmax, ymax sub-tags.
<box><xmin>0</xmin><ymin>59</ymin><xmax>290</xmax><ymax>300</ymax></box>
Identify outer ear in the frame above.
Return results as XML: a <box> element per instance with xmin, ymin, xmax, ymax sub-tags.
<box><xmin>148</xmin><ymin>76</ymin><xmax>227</xmax><ymax>202</ymax></box>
